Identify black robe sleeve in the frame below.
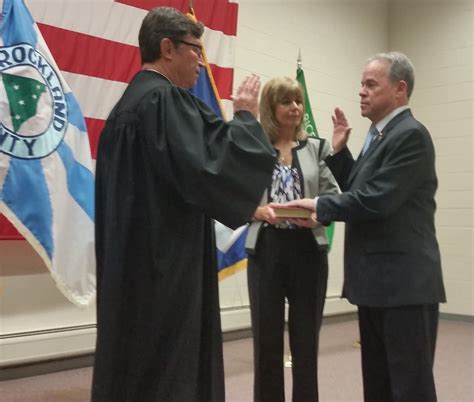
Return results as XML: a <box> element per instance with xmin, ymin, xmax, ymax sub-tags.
<box><xmin>140</xmin><ymin>85</ymin><xmax>276</xmax><ymax>228</ymax></box>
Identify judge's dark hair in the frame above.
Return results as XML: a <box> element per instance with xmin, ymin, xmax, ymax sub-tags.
<box><xmin>368</xmin><ymin>51</ymin><xmax>415</xmax><ymax>99</ymax></box>
<box><xmin>139</xmin><ymin>7</ymin><xmax>204</xmax><ymax>64</ymax></box>
<box><xmin>260</xmin><ymin>77</ymin><xmax>307</xmax><ymax>143</ymax></box>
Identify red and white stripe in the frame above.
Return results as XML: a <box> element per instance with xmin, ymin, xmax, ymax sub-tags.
<box><xmin>26</xmin><ymin>0</ymin><xmax>237</xmax><ymax>158</ymax></box>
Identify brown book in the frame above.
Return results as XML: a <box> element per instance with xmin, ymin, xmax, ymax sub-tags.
<box><xmin>273</xmin><ymin>207</ymin><xmax>311</xmax><ymax>219</ymax></box>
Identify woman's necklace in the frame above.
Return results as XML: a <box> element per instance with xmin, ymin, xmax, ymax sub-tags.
<box><xmin>277</xmin><ymin>140</ymin><xmax>298</xmax><ymax>165</ymax></box>
<box><xmin>279</xmin><ymin>151</ymin><xmax>291</xmax><ymax>165</ymax></box>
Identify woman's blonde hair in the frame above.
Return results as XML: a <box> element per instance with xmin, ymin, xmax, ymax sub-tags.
<box><xmin>259</xmin><ymin>76</ymin><xmax>307</xmax><ymax>143</ymax></box>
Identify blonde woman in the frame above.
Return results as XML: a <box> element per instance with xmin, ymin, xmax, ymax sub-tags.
<box><xmin>245</xmin><ymin>77</ymin><xmax>339</xmax><ymax>402</ymax></box>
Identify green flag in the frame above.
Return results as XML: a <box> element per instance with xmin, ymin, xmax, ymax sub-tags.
<box><xmin>296</xmin><ymin>64</ymin><xmax>335</xmax><ymax>250</ymax></box>
<box><xmin>296</xmin><ymin>67</ymin><xmax>319</xmax><ymax>138</ymax></box>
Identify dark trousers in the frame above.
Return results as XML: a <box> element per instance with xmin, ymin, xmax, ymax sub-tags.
<box><xmin>358</xmin><ymin>304</ymin><xmax>439</xmax><ymax>402</ymax></box>
<box><xmin>247</xmin><ymin>227</ymin><xmax>328</xmax><ymax>402</ymax></box>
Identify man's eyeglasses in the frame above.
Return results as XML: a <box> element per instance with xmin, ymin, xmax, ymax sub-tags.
<box><xmin>175</xmin><ymin>39</ymin><xmax>203</xmax><ymax>58</ymax></box>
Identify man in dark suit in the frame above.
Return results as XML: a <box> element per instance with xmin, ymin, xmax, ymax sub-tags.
<box><xmin>285</xmin><ymin>52</ymin><xmax>446</xmax><ymax>402</ymax></box>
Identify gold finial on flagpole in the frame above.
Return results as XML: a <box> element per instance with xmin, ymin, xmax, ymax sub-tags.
<box><xmin>189</xmin><ymin>0</ymin><xmax>194</xmax><ymax>11</ymax></box>
<box><xmin>297</xmin><ymin>48</ymin><xmax>302</xmax><ymax>70</ymax></box>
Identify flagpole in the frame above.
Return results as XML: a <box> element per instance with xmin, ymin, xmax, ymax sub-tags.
<box><xmin>297</xmin><ymin>48</ymin><xmax>302</xmax><ymax>70</ymax></box>
<box><xmin>186</xmin><ymin>4</ymin><xmax>227</xmax><ymax>120</ymax></box>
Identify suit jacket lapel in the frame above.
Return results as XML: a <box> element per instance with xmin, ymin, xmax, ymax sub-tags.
<box><xmin>347</xmin><ymin>109</ymin><xmax>413</xmax><ymax>186</ymax></box>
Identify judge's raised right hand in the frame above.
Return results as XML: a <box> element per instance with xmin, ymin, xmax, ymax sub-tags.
<box><xmin>232</xmin><ymin>74</ymin><xmax>261</xmax><ymax>119</ymax></box>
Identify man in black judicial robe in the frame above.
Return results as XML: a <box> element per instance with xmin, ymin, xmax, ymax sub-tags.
<box><xmin>91</xmin><ymin>7</ymin><xmax>276</xmax><ymax>402</ymax></box>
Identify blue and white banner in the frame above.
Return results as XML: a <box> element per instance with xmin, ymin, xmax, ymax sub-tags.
<box><xmin>215</xmin><ymin>222</ymin><xmax>248</xmax><ymax>280</ymax></box>
<box><xmin>0</xmin><ymin>0</ymin><xmax>95</xmax><ymax>306</ymax></box>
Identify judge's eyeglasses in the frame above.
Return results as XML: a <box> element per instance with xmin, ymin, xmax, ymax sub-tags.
<box><xmin>175</xmin><ymin>39</ymin><xmax>203</xmax><ymax>59</ymax></box>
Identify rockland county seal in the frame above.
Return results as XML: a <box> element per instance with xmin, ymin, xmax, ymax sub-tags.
<box><xmin>0</xmin><ymin>43</ymin><xmax>67</xmax><ymax>159</ymax></box>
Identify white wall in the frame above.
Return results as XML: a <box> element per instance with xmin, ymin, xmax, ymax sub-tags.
<box><xmin>1</xmin><ymin>0</ymin><xmax>472</xmax><ymax>367</ymax></box>
<box><xmin>388</xmin><ymin>0</ymin><xmax>473</xmax><ymax>315</ymax></box>
<box><xmin>0</xmin><ymin>242</ymin><xmax>96</xmax><ymax>365</ymax></box>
